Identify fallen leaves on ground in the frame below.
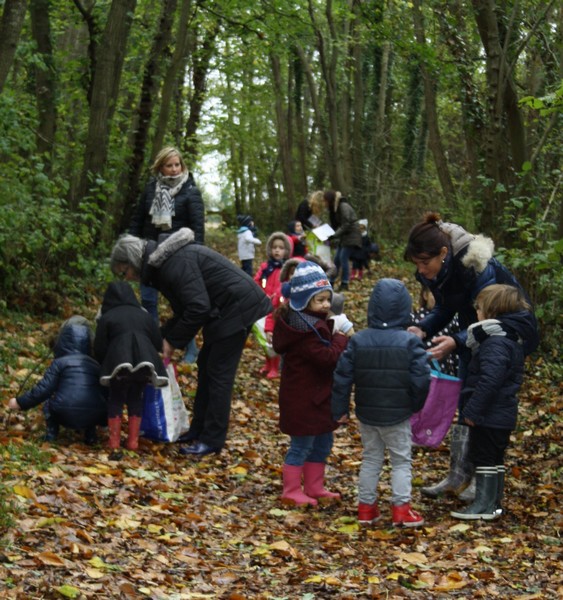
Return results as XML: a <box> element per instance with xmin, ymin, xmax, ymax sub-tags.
<box><xmin>0</xmin><ymin>262</ymin><xmax>561</xmax><ymax>599</ymax></box>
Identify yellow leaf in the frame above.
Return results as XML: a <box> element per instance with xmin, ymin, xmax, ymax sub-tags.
<box><xmin>85</xmin><ymin>568</ymin><xmax>105</xmax><ymax>579</ymax></box>
<box><xmin>449</xmin><ymin>523</ymin><xmax>471</xmax><ymax>532</ymax></box>
<box><xmin>304</xmin><ymin>575</ymin><xmax>323</xmax><ymax>583</ymax></box>
<box><xmin>148</xmin><ymin>524</ymin><xmax>164</xmax><ymax>534</ymax></box>
<box><xmin>387</xmin><ymin>572</ymin><xmax>401</xmax><ymax>580</ymax></box>
<box><xmin>13</xmin><ymin>485</ymin><xmax>36</xmax><ymax>500</ymax></box>
<box><xmin>37</xmin><ymin>517</ymin><xmax>66</xmax><ymax>527</ymax></box>
<box><xmin>230</xmin><ymin>466</ymin><xmax>248</xmax><ymax>475</ymax></box>
<box><xmin>367</xmin><ymin>576</ymin><xmax>380</xmax><ymax>584</ymax></box>
<box><xmin>55</xmin><ymin>584</ymin><xmax>80</xmax><ymax>598</ymax></box>
<box><xmin>337</xmin><ymin>523</ymin><xmax>359</xmax><ymax>534</ymax></box>
<box><xmin>325</xmin><ymin>576</ymin><xmax>341</xmax><ymax>586</ymax></box>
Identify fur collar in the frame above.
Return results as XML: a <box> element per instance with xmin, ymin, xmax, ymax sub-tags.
<box><xmin>148</xmin><ymin>228</ymin><xmax>194</xmax><ymax>268</ymax></box>
<box><xmin>439</xmin><ymin>222</ymin><xmax>494</xmax><ymax>274</ymax></box>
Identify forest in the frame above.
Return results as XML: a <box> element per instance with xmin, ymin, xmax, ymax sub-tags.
<box><xmin>0</xmin><ymin>0</ymin><xmax>561</xmax><ymax>347</ymax></box>
<box><xmin>0</xmin><ymin>2</ymin><xmax>562</xmax><ymax>597</ymax></box>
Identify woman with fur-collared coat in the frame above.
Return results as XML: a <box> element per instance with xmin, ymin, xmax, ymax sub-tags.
<box><xmin>109</xmin><ymin>228</ymin><xmax>272</xmax><ymax>457</ymax></box>
<box><xmin>404</xmin><ymin>211</ymin><xmax>539</xmax><ymax>501</ymax></box>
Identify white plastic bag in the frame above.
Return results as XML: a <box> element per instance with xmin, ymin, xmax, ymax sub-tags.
<box><xmin>141</xmin><ymin>363</ymin><xmax>190</xmax><ymax>442</ymax></box>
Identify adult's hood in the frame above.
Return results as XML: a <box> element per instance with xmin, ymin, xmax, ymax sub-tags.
<box><xmin>100</xmin><ymin>281</ymin><xmax>141</xmax><ymax>314</ymax></box>
<box><xmin>367</xmin><ymin>278</ymin><xmax>412</xmax><ymax>329</ymax></box>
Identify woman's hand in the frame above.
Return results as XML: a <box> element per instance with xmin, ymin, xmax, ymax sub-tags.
<box><xmin>266</xmin><ymin>332</ymin><xmax>273</xmax><ymax>345</ymax></box>
<box><xmin>428</xmin><ymin>335</ymin><xmax>456</xmax><ymax>360</ymax></box>
<box><xmin>407</xmin><ymin>325</ymin><xmax>425</xmax><ymax>339</ymax></box>
<box><xmin>8</xmin><ymin>398</ymin><xmax>20</xmax><ymax>410</ymax></box>
<box><xmin>464</xmin><ymin>418</ymin><xmax>475</xmax><ymax>427</ymax></box>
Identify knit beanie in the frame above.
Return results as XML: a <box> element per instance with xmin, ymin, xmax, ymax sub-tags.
<box><xmin>237</xmin><ymin>214</ymin><xmax>253</xmax><ymax>228</ymax></box>
<box><xmin>286</xmin><ymin>261</ymin><xmax>333</xmax><ymax>311</ymax></box>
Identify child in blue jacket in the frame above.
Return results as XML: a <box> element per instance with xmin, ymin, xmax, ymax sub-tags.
<box><xmin>332</xmin><ymin>279</ymin><xmax>430</xmax><ymax>527</ymax></box>
<box><xmin>8</xmin><ymin>317</ymin><xmax>107</xmax><ymax>444</ymax></box>
<box><xmin>451</xmin><ymin>284</ymin><xmax>537</xmax><ymax>521</ymax></box>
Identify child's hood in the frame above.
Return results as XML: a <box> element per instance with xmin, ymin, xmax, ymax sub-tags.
<box><xmin>468</xmin><ymin>310</ymin><xmax>539</xmax><ymax>356</ymax></box>
<box><xmin>100</xmin><ymin>281</ymin><xmax>142</xmax><ymax>314</ymax></box>
<box><xmin>367</xmin><ymin>278</ymin><xmax>412</xmax><ymax>329</ymax></box>
<box><xmin>54</xmin><ymin>323</ymin><xmax>92</xmax><ymax>358</ymax></box>
<box><xmin>266</xmin><ymin>231</ymin><xmax>291</xmax><ymax>259</ymax></box>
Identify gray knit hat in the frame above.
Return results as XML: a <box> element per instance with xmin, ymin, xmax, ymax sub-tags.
<box><xmin>110</xmin><ymin>234</ymin><xmax>146</xmax><ymax>276</ymax></box>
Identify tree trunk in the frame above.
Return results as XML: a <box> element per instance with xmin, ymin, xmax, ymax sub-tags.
<box><xmin>270</xmin><ymin>52</ymin><xmax>295</xmax><ymax>208</ymax></box>
<box><xmin>118</xmin><ymin>0</ymin><xmax>177</xmax><ymax>233</ymax></box>
<box><xmin>76</xmin><ymin>0</ymin><xmax>137</xmax><ymax>213</ymax></box>
<box><xmin>412</xmin><ymin>0</ymin><xmax>457</xmax><ymax>204</ymax></box>
<box><xmin>0</xmin><ymin>0</ymin><xmax>29</xmax><ymax>94</ymax></box>
<box><xmin>29</xmin><ymin>0</ymin><xmax>57</xmax><ymax>170</ymax></box>
<box><xmin>184</xmin><ymin>24</ymin><xmax>219</xmax><ymax>163</ymax></box>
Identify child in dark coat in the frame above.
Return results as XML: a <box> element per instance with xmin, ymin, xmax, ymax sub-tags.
<box><xmin>94</xmin><ymin>281</ymin><xmax>168</xmax><ymax>458</ymax></box>
<box><xmin>8</xmin><ymin>318</ymin><xmax>107</xmax><ymax>444</ymax></box>
<box><xmin>332</xmin><ymin>279</ymin><xmax>430</xmax><ymax>527</ymax></box>
<box><xmin>451</xmin><ymin>284</ymin><xmax>537</xmax><ymax>521</ymax></box>
<box><xmin>273</xmin><ymin>261</ymin><xmax>349</xmax><ymax>506</ymax></box>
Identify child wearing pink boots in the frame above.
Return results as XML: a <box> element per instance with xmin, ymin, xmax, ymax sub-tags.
<box><xmin>254</xmin><ymin>231</ymin><xmax>292</xmax><ymax>379</ymax></box>
<box><xmin>332</xmin><ymin>279</ymin><xmax>430</xmax><ymax>526</ymax></box>
<box><xmin>94</xmin><ymin>281</ymin><xmax>168</xmax><ymax>459</ymax></box>
<box><xmin>273</xmin><ymin>261</ymin><xmax>351</xmax><ymax>506</ymax></box>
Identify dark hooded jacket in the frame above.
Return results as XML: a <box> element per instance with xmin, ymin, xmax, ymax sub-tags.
<box><xmin>141</xmin><ymin>228</ymin><xmax>272</xmax><ymax>348</ymax></box>
<box><xmin>94</xmin><ymin>281</ymin><xmax>168</xmax><ymax>387</ymax></box>
<box><xmin>460</xmin><ymin>311</ymin><xmax>536</xmax><ymax>430</ymax></box>
<box><xmin>414</xmin><ymin>223</ymin><xmax>539</xmax><ymax>355</ymax></box>
<box><xmin>332</xmin><ymin>278</ymin><xmax>430</xmax><ymax>426</ymax></box>
<box><xmin>16</xmin><ymin>323</ymin><xmax>107</xmax><ymax>429</ymax></box>
<box><xmin>129</xmin><ymin>173</ymin><xmax>205</xmax><ymax>244</ymax></box>
<box><xmin>273</xmin><ymin>307</ymin><xmax>348</xmax><ymax>436</ymax></box>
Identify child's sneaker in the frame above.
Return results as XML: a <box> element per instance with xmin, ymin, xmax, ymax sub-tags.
<box><xmin>392</xmin><ymin>503</ymin><xmax>424</xmax><ymax>527</ymax></box>
<box><xmin>358</xmin><ymin>502</ymin><xmax>381</xmax><ymax>524</ymax></box>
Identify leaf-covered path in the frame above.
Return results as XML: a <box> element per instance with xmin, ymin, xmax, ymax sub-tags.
<box><xmin>1</xmin><ymin>260</ymin><xmax>561</xmax><ymax>599</ymax></box>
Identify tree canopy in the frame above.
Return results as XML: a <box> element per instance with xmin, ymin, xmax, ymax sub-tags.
<box><xmin>0</xmin><ymin>0</ymin><xmax>561</xmax><ymax>346</ymax></box>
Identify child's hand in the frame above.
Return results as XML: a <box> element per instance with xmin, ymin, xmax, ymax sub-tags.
<box><xmin>336</xmin><ymin>414</ymin><xmax>349</xmax><ymax>424</ymax></box>
<box><xmin>464</xmin><ymin>417</ymin><xmax>475</xmax><ymax>427</ymax></box>
<box><xmin>8</xmin><ymin>398</ymin><xmax>20</xmax><ymax>410</ymax></box>
<box><xmin>329</xmin><ymin>313</ymin><xmax>354</xmax><ymax>335</ymax></box>
<box><xmin>266</xmin><ymin>332</ymin><xmax>273</xmax><ymax>345</ymax></box>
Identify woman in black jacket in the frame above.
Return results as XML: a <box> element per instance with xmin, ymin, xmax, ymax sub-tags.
<box><xmin>110</xmin><ymin>228</ymin><xmax>272</xmax><ymax>456</ymax></box>
<box><xmin>129</xmin><ymin>146</ymin><xmax>205</xmax><ymax>328</ymax></box>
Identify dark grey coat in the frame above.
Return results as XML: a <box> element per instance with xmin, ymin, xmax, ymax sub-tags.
<box><xmin>332</xmin><ymin>278</ymin><xmax>431</xmax><ymax>426</ymax></box>
<box><xmin>142</xmin><ymin>228</ymin><xmax>272</xmax><ymax>349</ymax></box>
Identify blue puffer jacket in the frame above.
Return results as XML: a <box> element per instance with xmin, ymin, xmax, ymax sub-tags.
<box><xmin>16</xmin><ymin>324</ymin><xmax>107</xmax><ymax>429</ymax></box>
<box><xmin>460</xmin><ymin>311</ymin><xmax>536</xmax><ymax>430</ymax></box>
<box><xmin>332</xmin><ymin>279</ymin><xmax>430</xmax><ymax>426</ymax></box>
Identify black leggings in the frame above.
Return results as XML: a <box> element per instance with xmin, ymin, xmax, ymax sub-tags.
<box><xmin>468</xmin><ymin>425</ymin><xmax>511</xmax><ymax>467</ymax></box>
<box><xmin>108</xmin><ymin>367</ymin><xmax>151</xmax><ymax>418</ymax></box>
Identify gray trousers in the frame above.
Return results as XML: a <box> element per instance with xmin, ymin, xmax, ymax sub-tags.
<box><xmin>358</xmin><ymin>419</ymin><xmax>413</xmax><ymax>506</ymax></box>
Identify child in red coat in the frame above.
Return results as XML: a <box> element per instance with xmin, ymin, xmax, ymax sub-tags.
<box><xmin>273</xmin><ymin>261</ymin><xmax>350</xmax><ymax>506</ymax></box>
<box><xmin>254</xmin><ymin>231</ymin><xmax>291</xmax><ymax>378</ymax></box>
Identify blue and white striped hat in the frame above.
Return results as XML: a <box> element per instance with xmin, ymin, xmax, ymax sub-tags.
<box><xmin>287</xmin><ymin>261</ymin><xmax>333</xmax><ymax>311</ymax></box>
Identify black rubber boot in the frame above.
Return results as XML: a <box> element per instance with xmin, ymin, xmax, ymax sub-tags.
<box><xmin>450</xmin><ymin>466</ymin><xmax>498</xmax><ymax>520</ymax></box>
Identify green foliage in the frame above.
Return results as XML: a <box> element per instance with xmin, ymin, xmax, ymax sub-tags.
<box><xmin>0</xmin><ymin>443</ymin><xmax>52</xmax><ymax>538</ymax></box>
<box><xmin>496</xmin><ymin>196</ymin><xmax>563</xmax><ymax>352</ymax></box>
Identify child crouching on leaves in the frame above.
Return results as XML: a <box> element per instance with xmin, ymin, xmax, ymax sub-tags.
<box><xmin>451</xmin><ymin>284</ymin><xmax>538</xmax><ymax>521</ymax></box>
<box><xmin>332</xmin><ymin>279</ymin><xmax>430</xmax><ymax>527</ymax></box>
<box><xmin>94</xmin><ymin>281</ymin><xmax>168</xmax><ymax>460</ymax></box>
<box><xmin>273</xmin><ymin>261</ymin><xmax>352</xmax><ymax>506</ymax></box>
<box><xmin>8</xmin><ymin>317</ymin><xmax>107</xmax><ymax>444</ymax></box>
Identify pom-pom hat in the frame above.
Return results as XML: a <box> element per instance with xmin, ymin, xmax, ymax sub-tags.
<box><xmin>287</xmin><ymin>261</ymin><xmax>333</xmax><ymax>311</ymax></box>
<box><xmin>237</xmin><ymin>214</ymin><xmax>253</xmax><ymax>228</ymax></box>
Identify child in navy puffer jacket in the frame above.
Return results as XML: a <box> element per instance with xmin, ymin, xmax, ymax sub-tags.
<box><xmin>332</xmin><ymin>279</ymin><xmax>430</xmax><ymax>527</ymax></box>
<box><xmin>451</xmin><ymin>284</ymin><xmax>537</xmax><ymax>521</ymax></box>
<box><xmin>8</xmin><ymin>317</ymin><xmax>107</xmax><ymax>444</ymax></box>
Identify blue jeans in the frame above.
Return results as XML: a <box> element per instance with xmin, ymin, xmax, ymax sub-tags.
<box><xmin>140</xmin><ymin>284</ymin><xmax>159</xmax><ymax>323</ymax></box>
<box><xmin>333</xmin><ymin>246</ymin><xmax>353</xmax><ymax>284</ymax></box>
<box><xmin>285</xmin><ymin>432</ymin><xmax>334</xmax><ymax>466</ymax></box>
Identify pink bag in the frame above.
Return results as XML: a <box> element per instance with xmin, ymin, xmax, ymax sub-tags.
<box><xmin>410</xmin><ymin>360</ymin><xmax>462</xmax><ymax>448</ymax></box>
